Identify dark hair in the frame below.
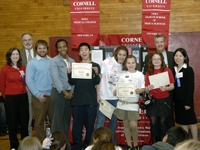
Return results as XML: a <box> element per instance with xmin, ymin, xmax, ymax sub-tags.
<box><xmin>147</xmin><ymin>51</ymin><xmax>166</xmax><ymax>75</ymax></box>
<box><xmin>113</xmin><ymin>46</ymin><xmax>128</xmax><ymax>63</ymax></box>
<box><xmin>55</xmin><ymin>39</ymin><xmax>68</xmax><ymax>49</ymax></box>
<box><xmin>166</xmin><ymin>126</ymin><xmax>189</xmax><ymax>146</ymax></box>
<box><xmin>154</xmin><ymin>34</ymin><xmax>166</xmax><ymax>43</ymax></box>
<box><xmin>78</xmin><ymin>42</ymin><xmax>91</xmax><ymax>51</ymax></box>
<box><xmin>6</xmin><ymin>47</ymin><xmax>22</xmax><ymax>68</ymax></box>
<box><xmin>35</xmin><ymin>39</ymin><xmax>49</xmax><ymax>51</ymax></box>
<box><xmin>122</xmin><ymin>55</ymin><xmax>137</xmax><ymax>71</ymax></box>
<box><xmin>174</xmin><ymin>48</ymin><xmax>189</xmax><ymax>66</ymax></box>
<box><xmin>50</xmin><ymin>131</ymin><xmax>67</xmax><ymax>150</ymax></box>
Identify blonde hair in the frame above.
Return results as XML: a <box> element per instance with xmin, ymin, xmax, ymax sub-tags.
<box><xmin>174</xmin><ymin>139</ymin><xmax>200</xmax><ymax>150</ymax></box>
<box><xmin>18</xmin><ymin>136</ymin><xmax>42</xmax><ymax>150</ymax></box>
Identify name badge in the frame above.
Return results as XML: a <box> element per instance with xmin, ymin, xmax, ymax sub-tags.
<box><xmin>176</xmin><ymin>78</ymin><xmax>181</xmax><ymax>87</ymax></box>
<box><xmin>176</xmin><ymin>72</ymin><xmax>183</xmax><ymax>78</ymax></box>
<box><xmin>19</xmin><ymin>70</ymin><xmax>25</xmax><ymax>76</ymax></box>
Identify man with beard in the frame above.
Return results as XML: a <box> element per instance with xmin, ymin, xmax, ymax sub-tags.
<box><xmin>20</xmin><ymin>33</ymin><xmax>36</xmax><ymax>136</ymax></box>
<box><xmin>26</xmin><ymin>40</ymin><xmax>52</xmax><ymax>142</ymax></box>
<box><xmin>50</xmin><ymin>39</ymin><xmax>74</xmax><ymax>150</ymax></box>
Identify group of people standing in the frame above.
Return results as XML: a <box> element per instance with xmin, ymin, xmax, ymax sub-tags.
<box><xmin>0</xmin><ymin>33</ymin><xmax>198</xmax><ymax>150</ymax></box>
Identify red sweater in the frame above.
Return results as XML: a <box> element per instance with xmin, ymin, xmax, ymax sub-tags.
<box><xmin>145</xmin><ymin>67</ymin><xmax>175</xmax><ymax>99</ymax></box>
<box><xmin>0</xmin><ymin>64</ymin><xmax>27</xmax><ymax>98</ymax></box>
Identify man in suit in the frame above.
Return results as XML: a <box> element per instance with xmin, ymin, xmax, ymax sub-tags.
<box><xmin>20</xmin><ymin>33</ymin><xmax>36</xmax><ymax>136</ymax></box>
<box><xmin>143</xmin><ymin>34</ymin><xmax>175</xmax><ymax>129</ymax></box>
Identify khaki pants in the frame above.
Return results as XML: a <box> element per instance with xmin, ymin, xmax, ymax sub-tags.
<box><xmin>32</xmin><ymin>95</ymin><xmax>52</xmax><ymax>142</ymax></box>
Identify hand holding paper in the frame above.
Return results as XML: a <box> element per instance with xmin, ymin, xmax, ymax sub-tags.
<box><xmin>149</xmin><ymin>72</ymin><xmax>170</xmax><ymax>89</ymax></box>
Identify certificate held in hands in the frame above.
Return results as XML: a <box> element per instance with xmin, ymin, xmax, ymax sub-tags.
<box><xmin>116</xmin><ymin>83</ymin><xmax>136</xmax><ymax>98</ymax></box>
<box><xmin>99</xmin><ymin>99</ymin><xmax>116</xmax><ymax>119</ymax></box>
<box><xmin>72</xmin><ymin>63</ymin><xmax>92</xmax><ymax>79</ymax></box>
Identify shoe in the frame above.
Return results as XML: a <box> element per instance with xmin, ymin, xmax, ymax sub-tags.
<box><xmin>127</xmin><ymin>146</ymin><xmax>132</xmax><ymax>150</ymax></box>
<box><xmin>0</xmin><ymin>130</ymin><xmax>6</xmax><ymax>136</ymax></box>
<box><xmin>132</xmin><ymin>146</ymin><xmax>139</xmax><ymax>150</ymax></box>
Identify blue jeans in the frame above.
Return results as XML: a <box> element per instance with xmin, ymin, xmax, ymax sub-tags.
<box><xmin>0</xmin><ymin>98</ymin><xmax>6</xmax><ymax>131</ymax></box>
<box><xmin>95</xmin><ymin>99</ymin><xmax>118</xmax><ymax>144</ymax></box>
<box><xmin>72</xmin><ymin>105</ymin><xmax>97</xmax><ymax>150</ymax></box>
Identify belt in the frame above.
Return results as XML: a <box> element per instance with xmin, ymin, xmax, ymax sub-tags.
<box><xmin>119</xmin><ymin>100</ymin><xmax>138</xmax><ymax>105</ymax></box>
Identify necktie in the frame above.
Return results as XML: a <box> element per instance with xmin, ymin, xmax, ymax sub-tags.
<box><xmin>28</xmin><ymin>51</ymin><xmax>32</xmax><ymax>62</ymax></box>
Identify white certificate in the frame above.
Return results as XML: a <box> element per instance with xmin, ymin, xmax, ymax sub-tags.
<box><xmin>72</xmin><ymin>63</ymin><xmax>92</xmax><ymax>79</ymax></box>
<box><xmin>116</xmin><ymin>83</ymin><xmax>136</xmax><ymax>98</ymax></box>
<box><xmin>149</xmin><ymin>72</ymin><xmax>170</xmax><ymax>89</ymax></box>
<box><xmin>99</xmin><ymin>99</ymin><xmax>116</xmax><ymax>119</ymax></box>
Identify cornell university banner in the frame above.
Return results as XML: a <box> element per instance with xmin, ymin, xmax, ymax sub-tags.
<box><xmin>70</xmin><ymin>0</ymin><xmax>100</xmax><ymax>48</ymax></box>
<box><xmin>142</xmin><ymin>0</ymin><xmax>171</xmax><ymax>49</ymax></box>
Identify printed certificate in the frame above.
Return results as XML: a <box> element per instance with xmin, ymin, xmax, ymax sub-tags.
<box><xmin>116</xmin><ymin>83</ymin><xmax>136</xmax><ymax>97</ymax></box>
<box><xmin>99</xmin><ymin>99</ymin><xmax>116</xmax><ymax>119</ymax></box>
<box><xmin>149</xmin><ymin>72</ymin><xmax>170</xmax><ymax>89</ymax></box>
<box><xmin>72</xmin><ymin>63</ymin><xmax>92</xmax><ymax>79</ymax></box>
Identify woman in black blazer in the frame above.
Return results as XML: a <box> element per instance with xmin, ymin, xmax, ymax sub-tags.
<box><xmin>173</xmin><ymin>48</ymin><xmax>197</xmax><ymax>140</ymax></box>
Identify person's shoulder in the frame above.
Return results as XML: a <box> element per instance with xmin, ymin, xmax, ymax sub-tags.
<box><xmin>166</xmin><ymin>50</ymin><xmax>174</xmax><ymax>57</ymax></box>
<box><xmin>185</xmin><ymin>65</ymin><xmax>194</xmax><ymax>73</ymax></box>
<box><xmin>85</xmin><ymin>145</ymin><xmax>93</xmax><ymax>150</ymax></box>
<box><xmin>20</xmin><ymin>65</ymin><xmax>26</xmax><ymax>69</ymax></box>
<box><xmin>166</xmin><ymin>50</ymin><xmax>174</xmax><ymax>54</ymax></box>
<box><xmin>20</xmin><ymin>48</ymin><xmax>25</xmax><ymax>52</ymax></box>
<box><xmin>1</xmin><ymin>65</ymin><xmax>10</xmax><ymax>71</ymax></box>
<box><xmin>165</xmin><ymin>67</ymin><xmax>172</xmax><ymax>72</ymax></box>
<box><xmin>92</xmin><ymin>62</ymin><xmax>100</xmax><ymax>67</ymax></box>
<box><xmin>153</xmin><ymin>141</ymin><xmax>174</xmax><ymax>150</ymax></box>
<box><xmin>136</xmin><ymin>70</ymin><xmax>143</xmax><ymax>75</ymax></box>
<box><xmin>68</xmin><ymin>56</ymin><xmax>75</xmax><ymax>62</ymax></box>
<box><xmin>115</xmin><ymin>146</ymin><xmax>123</xmax><ymax>150</ymax></box>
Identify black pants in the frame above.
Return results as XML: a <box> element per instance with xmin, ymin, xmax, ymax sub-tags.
<box><xmin>5</xmin><ymin>94</ymin><xmax>29</xmax><ymax>149</ymax></box>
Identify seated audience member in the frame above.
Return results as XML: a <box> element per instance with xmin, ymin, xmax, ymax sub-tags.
<box><xmin>18</xmin><ymin>136</ymin><xmax>42</xmax><ymax>150</ymax></box>
<box><xmin>141</xmin><ymin>126</ymin><xmax>189</xmax><ymax>150</ymax></box>
<box><xmin>42</xmin><ymin>131</ymin><xmax>67</xmax><ymax>150</ymax></box>
<box><xmin>174</xmin><ymin>139</ymin><xmax>200</xmax><ymax>150</ymax></box>
<box><xmin>50</xmin><ymin>131</ymin><xmax>67</xmax><ymax>150</ymax></box>
<box><xmin>85</xmin><ymin>127</ymin><xmax>122</xmax><ymax>150</ymax></box>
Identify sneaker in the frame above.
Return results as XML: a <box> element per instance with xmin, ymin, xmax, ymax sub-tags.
<box><xmin>127</xmin><ymin>146</ymin><xmax>132</xmax><ymax>150</ymax></box>
<box><xmin>133</xmin><ymin>146</ymin><xmax>139</xmax><ymax>150</ymax></box>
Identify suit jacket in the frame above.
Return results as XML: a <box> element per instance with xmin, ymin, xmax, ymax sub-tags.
<box><xmin>173</xmin><ymin>65</ymin><xmax>194</xmax><ymax>106</ymax></box>
<box><xmin>20</xmin><ymin>48</ymin><xmax>36</xmax><ymax>66</ymax></box>
<box><xmin>143</xmin><ymin>50</ymin><xmax>174</xmax><ymax>74</ymax></box>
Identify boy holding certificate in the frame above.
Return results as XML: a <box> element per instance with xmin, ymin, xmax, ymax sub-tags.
<box><xmin>67</xmin><ymin>42</ymin><xmax>101</xmax><ymax>150</ymax></box>
<box><xmin>114</xmin><ymin>55</ymin><xmax>145</xmax><ymax>150</ymax></box>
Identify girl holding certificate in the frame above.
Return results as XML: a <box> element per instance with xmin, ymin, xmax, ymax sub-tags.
<box><xmin>173</xmin><ymin>48</ymin><xmax>197</xmax><ymax>139</ymax></box>
<box><xmin>145</xmin><ymin>51</ymin><xmax>175</xmax><ymax>144</ymax></box>
<box><xmin>95</xmin><ymin>46</ymin><xmax>128</xmax><ymax>144</ymax></box>
<box><xmin>114</xmin><ymin>55</ymin><xmax>145</xmax><ymax>150</ymax></box>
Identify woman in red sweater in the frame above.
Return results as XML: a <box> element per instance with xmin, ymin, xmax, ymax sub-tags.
<box><xmin>0</xmin><ymin>47</ymin><xmax>29</xmax><ymax>150</ymax></box>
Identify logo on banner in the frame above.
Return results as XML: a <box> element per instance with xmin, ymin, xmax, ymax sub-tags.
<box><xmin>73</xmin><ymin>1</ymin><xmax>96</xmax><ymax>6</ymax></box>
<box><xmin>121</xmin><ymin>37</ymin><xmax>142</xmax><ymax>43</ymax></box>
<box><xmin>145</xmin><ymin>0</ymin><xmax>167</xmax><ymax>4</ymax></box>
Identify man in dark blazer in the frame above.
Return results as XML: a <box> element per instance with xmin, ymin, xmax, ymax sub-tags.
<box><xmin>20</xmin><ymin>33</ymin><xmax>36</xmax><ymax>136</ymax></box>
<box><xmin>143</xmin><ymin>34</ymin><xmax>175</xmax><ymax>129</ymax></box>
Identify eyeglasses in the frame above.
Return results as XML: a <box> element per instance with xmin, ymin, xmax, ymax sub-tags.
<box><xmin>152</xmin><ymin>58</ymin><xmax>161</xmax><ymax>61</ymax></box>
